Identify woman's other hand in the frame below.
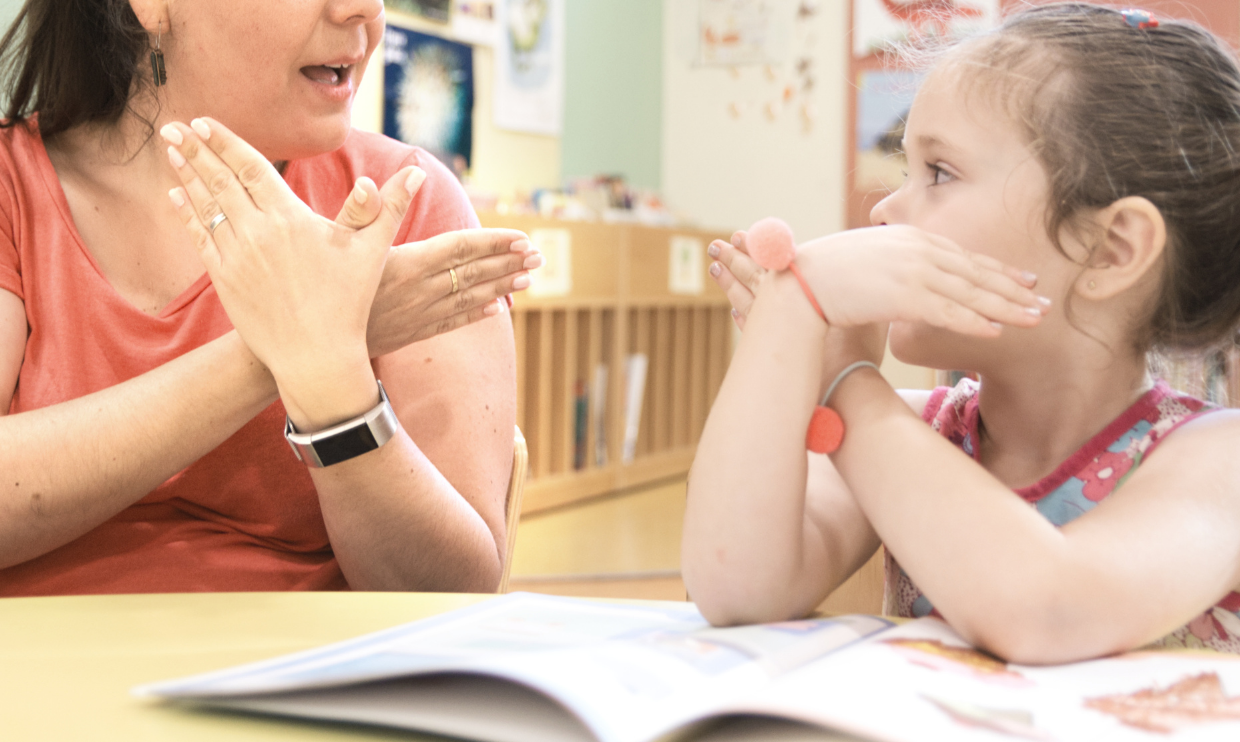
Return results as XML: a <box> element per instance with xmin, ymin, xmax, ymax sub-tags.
<box><xmin>367</xmin><ymin>229</ymin><xmax>538</xmax><ymax>358</ymax></box>
<box><xmin>332</xmin><ymin>182</ymin><xmax>539</xmax><ymax>357</ymax></box>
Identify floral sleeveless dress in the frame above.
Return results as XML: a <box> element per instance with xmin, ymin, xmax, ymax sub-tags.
<box><xmin>884</xmin><ymin>378</ymin><xmax>1240</xmax><ymax>652</ymax></box>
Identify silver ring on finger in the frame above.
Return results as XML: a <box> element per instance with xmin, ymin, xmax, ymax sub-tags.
<box><xmin>207</xmin><ymin>212</ymin><xmax>228</xmax><ymax>235</ymax></box>
<box><xmin>449</xmin><ymin>266</ymin><xmax>460</xmax><ymax>294</ymax></box>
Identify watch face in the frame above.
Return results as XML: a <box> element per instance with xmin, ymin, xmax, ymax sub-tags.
<box><xmin>314</xmin><ymin>426</ymin><xmax>380</xmax><ymax>467</ymax></box>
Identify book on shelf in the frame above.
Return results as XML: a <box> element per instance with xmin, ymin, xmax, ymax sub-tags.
<box><xmin>622</xmin><ymin>353</ymin><xmax>648</xmax><ymax>464</ymax></box>
<box><xmin>135</xmin><ymin>592</ymin><xmax>1240</xmax><ymax>742</ymax></box>
<box><xmin>591</xmin><ymin>363</ymin><xmax>608</xmax><ymax>467</ymax></box>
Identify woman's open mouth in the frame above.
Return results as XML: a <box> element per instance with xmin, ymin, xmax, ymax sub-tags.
<box><xmin>301</xmin><ymin>64</ymin><xmax>351</xmax><ymax>86</ymax></box>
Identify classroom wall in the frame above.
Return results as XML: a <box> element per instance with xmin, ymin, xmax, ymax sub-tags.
<box><xmin>560</xmin><ymin>0</ymin><xmax>664</xmax><ymax>190</ymax></box>
<box><xmin>356</xmin><ymin>10</ymin><xmax>562</xmax><ymax>202</ymax></box>
<box><xmin>661</xmin><ymin>0</ymin><xmax>850</xmax><ymax>238</ymax></box>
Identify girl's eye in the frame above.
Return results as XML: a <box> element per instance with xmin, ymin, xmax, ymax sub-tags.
<box><xmin>929</xmin><ymin>164</ymin><xmax>954</xmax><ymax>186</ymax></box>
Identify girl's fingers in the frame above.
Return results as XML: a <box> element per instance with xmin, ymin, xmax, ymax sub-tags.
<box><xmin>730</xmin><ymin>230</ymin><xmax>751</xmax><ymax>256</ymax></box>
<box><xmin>174</xmin><ymin>117</ymin><xmax>292</xmax><ymax>212</ymax></box>
<box><xmin>921</xmin><ymin>296</ymin><xmax>1004</xmax><ymax>338</ymax></box>
<box><xmin>167</xmin><ymin>187</ymin><xmax>221</xmax><ymax>272</ymax></box>
<box><xmin>924</xmin><ymin>272</ymin><xmax>1043</xmax><ymax>329</ymax></box>
<box><xmin>335</xmin><ymin>177</ymin><xmax>383</xmax><ymax>230</ymax></box>
<box><xmin>715</xmin><ymin>240</ymin><xmax>764</xmax><ymax>294</ymax></box>
<box><xmin>929</xmin><ymin>249</ymin><xmax>1045</xmax><ymax>311</ymax></box>
<box><xmin>710</xmin><ymin>261</ymin><xmax>757</xmax><ymax>320</ymax></box>
<box><xmin>417</xmin><ymin>228</ymin><xmax>533</xmax><ymax>272</ymax></box>
<box><xmin>160</xmin><ymin>122</ymin><xmax>260</xmax><ymax>221</ymax></box>
<box><xmin>967</xmin><ymin>251</ymin><xmax>1039</xmax><ymax>288</ymax></box>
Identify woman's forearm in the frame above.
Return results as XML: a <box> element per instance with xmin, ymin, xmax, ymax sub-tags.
<box><xmin>0</xmin><ymin>331</ymin><xmax>278</xmax><ymax>568</ymax></box>
<box><xmin>311</xmin><ymin>433</ymin><xmax>503</xmax><ymax>591</ymax></box>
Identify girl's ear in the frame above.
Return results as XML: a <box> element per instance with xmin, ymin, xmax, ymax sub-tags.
<box><xmin>129</xmin><ymin>0</ymin><xmax>170</xmax><ymax>35</ymax></box>
<box><xmin>1075</xmin><ymin>196</ymin><xmax>1166</xmax><ymax>300</ymax></box>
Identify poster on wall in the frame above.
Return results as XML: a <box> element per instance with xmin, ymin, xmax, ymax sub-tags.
<box><xmin>384</xmin><ymin>0</ymin><xmax>450</xmax><ymax>23</ymax></box>
<box><xmin>451</xmin><ymin>0</ymin><xmax>498</xmax><ymax>46</ymax></box>
<box><xmin>493</xmin><ymin>0</ymin><xmax>564</xmax><ymax>136</ymax></box>
<box><xmin>383</xmin><ymin>25</ymin><xmax>475</xmax><ymax>175</ymax></box>
<box><xmin>849</xmin><ymin>69</ymin><xmax>920</xmax><ymax>228</ymax></box>
<box><xmin>853</xmin><ymin>0</ymin><xmax>998</xmax><ymax>58</ymax></box>
<box><xmin>696</xmin><ymin>0</ymin><xmax>789</xmax><ymax>66</ymax></box>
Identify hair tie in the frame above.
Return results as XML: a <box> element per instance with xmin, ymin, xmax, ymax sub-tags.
<box><xmin>1120</xmin><ymin>9</ymin><xmax>1159</xmax><ymax>30</ymax></box>
<box><xmin>806</xmin><ymin>362</ymin><xmax>881</xmax><ymax>454</ymax></box>
<box><xmin>746</xmin><ymin>218</ymin><xmax>827</xmax><ymax>323</ymax></box>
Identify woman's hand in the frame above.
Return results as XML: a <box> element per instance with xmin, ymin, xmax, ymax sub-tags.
<box><xmin>711</xmin><ymin>225</ymin><xmax>1048</xmax><ymax>337</ymax></box>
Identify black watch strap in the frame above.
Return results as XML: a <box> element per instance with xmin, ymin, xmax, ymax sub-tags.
<box><xmin>284</xmin><ymin>381</ymin><xmax>399</xmax><ymax>468</ymax></box>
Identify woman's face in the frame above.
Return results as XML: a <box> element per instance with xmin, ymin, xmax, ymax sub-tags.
<box><xmin>156</xmin><ymin>0</ymin><xmax>385</xmax><ymax>160</ymax></box>
<box><xmin>868</xmin><ymin>66</ymin><xmax>1079</xmax><ymax>371</ymax></box>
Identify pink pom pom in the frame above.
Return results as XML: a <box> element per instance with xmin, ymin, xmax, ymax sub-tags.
<box><xmin>746</xmin><ymin>217</ymin><xmax>796</xmax><ymax>271</ymax></box>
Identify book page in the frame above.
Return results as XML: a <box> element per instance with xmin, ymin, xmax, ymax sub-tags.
<box><xmin>136</xmin><ymin>593</ymin><xmax>894</xmax><ymax>742</ymax></box>
<box><xmin>716</xmin><ymin>618</ymin><xmax>1240</xmax><ymax>741</ymax></box>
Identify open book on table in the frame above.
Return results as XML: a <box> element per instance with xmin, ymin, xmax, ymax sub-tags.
<box><xmin>134</xmin><ymin>592</ymin><xmax>1240</xmax><ymax>742</ymax></box>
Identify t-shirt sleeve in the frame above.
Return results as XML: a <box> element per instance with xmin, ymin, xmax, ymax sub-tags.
<box><xmin>394</xmin><ymin>147</ymin><xmax>481</xmax><ymax>246</ymax></box>
<box><xmin>0</xmin><ymin>177</ymin><xmax>21</xmax><ymax>300</ymax></box>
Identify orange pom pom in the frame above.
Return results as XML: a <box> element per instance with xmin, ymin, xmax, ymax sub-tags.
<box><xmin>806</xmin><ymin>406</ymin><xmax>844</xmax><ymax>454</ymax></box>
<box><xmin>747</xmin><ymin>217</ymin><xmax>796</xmax><ymax>271</ymax></box>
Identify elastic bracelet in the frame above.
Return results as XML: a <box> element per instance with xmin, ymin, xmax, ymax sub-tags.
<box><xmin>787</xmin><ymin>262</ymin><xmax>828</xmax><ymax>324</ymax></box>
<box><xmin>806</xmin><ymin>361</ymin><xmax>881</xmax><ymax>454</ymax></box>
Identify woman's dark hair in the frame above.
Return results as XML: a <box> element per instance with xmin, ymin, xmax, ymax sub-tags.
<box><xmin>943</xmin><ymin>3</ymin><xmax>1240</xmax><ymax>352</ymax></box>
<box><xmin>0</xmin><ymin>0</ymin><xmax>151</xmax><ymax>136</ymax></box>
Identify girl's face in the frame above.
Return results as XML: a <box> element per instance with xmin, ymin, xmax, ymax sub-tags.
<box><xmin>870</xmin><ymin>67</ymin><xmax>1078</xmax><ymax>370</ymax></box>
<box><xmin>158</xmin><ymin>0</ymin><xmax>385</xmax><ymax>161</ymax></box>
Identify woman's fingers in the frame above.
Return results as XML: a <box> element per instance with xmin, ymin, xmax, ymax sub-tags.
<box><xmin>335</xmin><ymin>177</ymin><xmax>382</xmax><ymax>230</ymax></box>
<box><xmin>410</xmin><ymin>299</ymin><xmax>505</xmax><ymax>345</ymax></box>
<box><xmin>171</xmin><ymin>117</ymin><xmax>292</xmax><ymax>212</ymax></box>
<box><xmin>417</xmin><ymin>228</ymin><xmax>532</xmax><ymax>272</ymax></box>
<box><xmin>167</xmin><ymin>187</ymin><xmax>222</xmax><ymax>272</ymax></box>
<box><xmin>160</xmin><ymin>122</ymin><xmax>261</xmax><ymax>224</ymax></box>
<box><xmin>360</xmin><ymin>167</ymin><xmax>426</xmax><ymax>248</ymax></box>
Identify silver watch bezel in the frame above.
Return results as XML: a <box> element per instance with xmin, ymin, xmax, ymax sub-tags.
<box><xmin>284</xmin><ymin>380</ymin><xmax>399</xmax><ymax>468</ymax></box>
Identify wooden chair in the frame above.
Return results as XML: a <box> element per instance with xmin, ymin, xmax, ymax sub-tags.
<box><xmin>497</xmin><ymin>426</ymin><xmax>528</xmax><ymax>593</ymax></box>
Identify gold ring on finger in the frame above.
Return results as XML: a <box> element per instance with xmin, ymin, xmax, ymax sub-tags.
<box><xmin>449</xmin><ymin>266</ymin><xmax>460</xmax><ymax>294</ymax></box>
<box><xmin>207</xmin><ymin>212</ymin><xmax>228</xmax><ymax>235</ymax></box>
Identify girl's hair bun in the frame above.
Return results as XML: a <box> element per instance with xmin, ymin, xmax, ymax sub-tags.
<box><xmin>747</xmin><ymin>218</ymin><xmax>797</xmax><ymax>271</ymax></box>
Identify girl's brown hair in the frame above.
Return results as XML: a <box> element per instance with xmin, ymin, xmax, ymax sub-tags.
<box><xmin>950</xmin><ymin>3</ymin><xmax>1240</xmax><ymax>352</ymax></box>
<box><xmin>0</xmin><ymin>0</ymin><xmax>151</xmax><ymax>136</ymax></box>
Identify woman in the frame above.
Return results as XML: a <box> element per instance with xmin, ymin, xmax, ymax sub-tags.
<box><xmin>0</xmin><ymin>0</ymin><xmax>535</xmax><ymax>594</ymax></box>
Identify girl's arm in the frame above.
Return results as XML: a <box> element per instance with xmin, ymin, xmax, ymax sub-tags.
<box><xmin>829</xmin><ymin>368</ymin><xmax>1240</xmax><ymax>664</ymax></box>
<box><xmin>686</xmin><ymin>227</ymin><xmax>1043</xmax><ymax>623</ymax></box>
<box><xmin>683</xmin><ymin>271</ymin><xmax>882</xmax><ymax>624</ymax></box>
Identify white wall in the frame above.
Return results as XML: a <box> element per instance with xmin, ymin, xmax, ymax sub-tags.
<box><xmin>661</xmin><ymin>0</ymin><xmax>849</xmax><ymax>238</ymax></box>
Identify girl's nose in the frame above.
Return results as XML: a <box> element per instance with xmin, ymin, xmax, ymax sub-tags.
<box><xmin>870</xmin><ymin>190</ymin><xmax>897</xmax><ymax>226</ymax></box>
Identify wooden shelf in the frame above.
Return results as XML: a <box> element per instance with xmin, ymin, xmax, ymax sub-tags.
<box><xmin>480</xmin><ymin>214</ymin><xmax>733</xmax><ymax>515</ymax></box>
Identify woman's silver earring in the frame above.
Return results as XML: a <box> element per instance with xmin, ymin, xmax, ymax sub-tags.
<box><xmin>150</xmin><ymin>22</ymin><xmax>167</xmax><ymax>86</ymax></box>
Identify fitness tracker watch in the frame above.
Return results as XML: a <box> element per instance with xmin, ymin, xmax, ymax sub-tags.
<box><xmin>284</xmin><ymin>381</ymin><xmax>399</xmax><ymax>468</ymax></box>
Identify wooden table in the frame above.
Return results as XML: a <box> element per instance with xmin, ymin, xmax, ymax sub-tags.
<box><xmin>0</xmin><ymin>591</ymin><xmax>858</xmax><ymax>741</ymax></box>
<box><xmin>0</xmin><ymin>592</ymin><xmax>492</xmax><ymax>741</ymax></box>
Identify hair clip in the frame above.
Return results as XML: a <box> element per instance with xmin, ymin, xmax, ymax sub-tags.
<box><xmin>1120</xmin><ymin>9</ymin><xmax>1159</xmax><ymax>30</ymax></box>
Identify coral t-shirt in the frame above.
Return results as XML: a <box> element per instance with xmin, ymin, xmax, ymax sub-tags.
<box><xmin>0</xmin><ymin>119</ymin><xmax>479</xmax><ymax>595</ymax></box>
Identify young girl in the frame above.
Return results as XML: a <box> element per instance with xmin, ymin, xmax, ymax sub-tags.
<box><xmin>683</xmin><ymin>3</ymin><xmax>1240</xmax><ymax>664</ymax></box>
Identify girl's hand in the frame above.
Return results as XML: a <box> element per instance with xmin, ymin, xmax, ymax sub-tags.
<box><xmin>708</xmin><ymin>230</ymin><xmax>764</xmax><ymax>330</ymax></box>
<box><xmin>801</xmin><ymin>225</ymin><xmax>1047</xmax><ymax>337</ymax></box>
